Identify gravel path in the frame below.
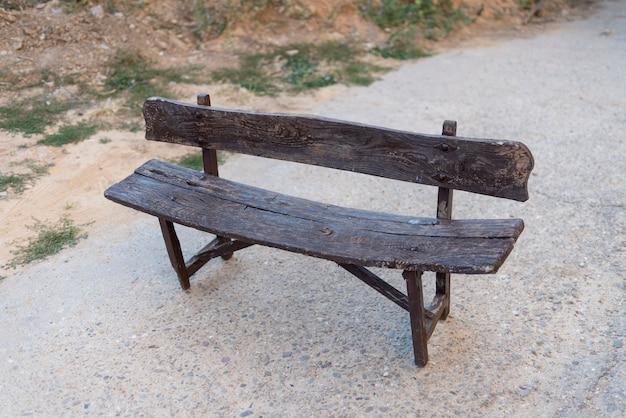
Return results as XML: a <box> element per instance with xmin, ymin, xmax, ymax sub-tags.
<box><xmin>1</xmin><ymin>1</ymin><xmax>625</xmax><ymax>416</ymax></box>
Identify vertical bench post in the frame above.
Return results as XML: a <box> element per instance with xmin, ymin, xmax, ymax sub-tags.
<box><xmin>197</xmin><ymin>93</ymin><xmax>233</xmax><ymax>260</ymax></box>
<box><xmin>436</xmin><ymin>120</ymin><xmax>457</xmax><ymax>320</ymax></box>
<box><xmin>197</xmin><ymin>94</ymin><xmax>220</xmax><ymax>177</ymax></box>
<box><xmin>404</xmin><ymin>269</ymin><xmax>428</xmax><ymax>366</ymax></box>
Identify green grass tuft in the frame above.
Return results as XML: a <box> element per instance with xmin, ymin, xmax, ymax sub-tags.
<box><xmin>5</xmin><ymin>217</ymin><xmax>87</xmax><ymax>268</ymax></box>
<box><xmin>176</xmin><ymin>152</ymin><xmax>205</xmax><ymax>171</ymax></box>
<box><xmin>0</xmin><ymin>172</ymin><xmax>26</xmax><ymax>194</ymax></box>
<box><xmin>174</xmin><ymin>151</ymin><xmax>228</xmax><ymax>171</ymax></box>
<box><xmin>104</xmin><ymin>48</ymin><xmax>197</xmax><ymax>114</ymax></box>
<box><xmin>0</xmin><ymin>98</ymin><xmax>79</xmax><ymax>136</ymax></box>
<box><xmin>0</xmin><ymin>161</ymin><xmax>49</xmax><ymax>196</ymax></box>
<box><xmin>359</xmin><ymin>0</ymin><xmax>470</xmax><ymax>59</ymax></box>
<box><xmin>212</xmin><ymin>53</ymin><xmax>281</xmax><ymax>95</ymax></box>
<box><xmin>212</xmin><ymin>40</ymin><xmax>384</xmax><ymax>95</ymax></box>
<box><xmin>37</xmin><ymin>121</ymin><xmax>98</xmax><ymax>147</ymax></box>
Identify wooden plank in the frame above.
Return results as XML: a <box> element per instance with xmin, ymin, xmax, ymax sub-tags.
<box><xmin>142</xmin><ymin>97</ymin><xmax>534</xmax><ymax>201</ymax></box>
<box><xmin>105</xmin><ymin>160</ymin><xmax>525</xmax><ymax>274</ymax></box>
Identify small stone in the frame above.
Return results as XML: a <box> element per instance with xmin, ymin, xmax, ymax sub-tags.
<box><xmin>520</xmin><ymin>388</ymin><xmax>531</xmax><ymax>397</ymax></box>
<box><xmin>90</xmin><ymin>5</ymin><xmax>104</xmax><ymax>18</ymax></box>
<box><xmin>10</xmin><ymin>37</ymin><xmax>23</xmax><ymax>50</ymax></box>
<box><xmin>240</xmin><ymin>411</ymin><xmax>253</xmax><ymax>417</ymax></box>
<box><xmin>282</xmin><ymin>351</ymin><xmax>292</xmax><ymax>358</ymax></box>
<box><xmin>614</xmin><ymin>339</ymin><xmax>623</xmax><ymax>349</ymax></box>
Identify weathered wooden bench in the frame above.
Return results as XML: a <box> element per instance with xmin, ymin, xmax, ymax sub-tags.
<box><xmin>104</xmin><ymin>94</ymin><xmax>534</xmax><ymax>366</ymax></box>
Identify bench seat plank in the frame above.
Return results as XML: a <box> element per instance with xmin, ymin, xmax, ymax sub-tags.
<box><xmin>105</xmin><ymin>159</ymin><xmax>524</xmax><ymax>274</ymax></box>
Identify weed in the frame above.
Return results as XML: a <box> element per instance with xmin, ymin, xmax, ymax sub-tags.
<box><xmin>281</xmin><ymin>49</ymin><xmax>336</xmax><ymax>91</ymax></box>
<box><xmin>175</xmin><ymin>152</ymin><xmax>204</xmax><ymax>171</ymax></box>
<box><xmin>212</xmin><ymin>53</ymin><xmax>280</xmax><ymax>96</ymax></box>
<box><xmin>0</xmin><ymin>98</ymin><xmax>80</xmax><ymax>136</ymax></box>
<box><xmin>58</xmin><ymin>0</ymin><xmax>90</xmax><ymax>13</ymax></box>
<box><xmin>174</xmin><ymin>151</ymin><xmax>227</xmax><ymax>171</ymax></box>
<box><xmin>0</xmin><ymin>161</ymin><xmax>49</xmax><ymax>196</ymax></box>
<box><xmin>99</xmin><ymin>137</ymin><xmax>112</xmax><ymax>144</ymax></box>
<box><xmin>358</xmin><ymin>0</ymin><xmax>470</xmax><ymax>59</ymax></box>
<box><xmin>0</xmin><ymin>0</ymin><xmax>41</xmax><ymax>10</ymax></box>
<box><xmin>212</xmin><ymin>40</ymin><xmax>382</xmax><ymax>94</ymax></box>
<box><xmin>517</xmin><ymin>0</ymin><xmax>533</xmax><ymax>10</ymax></box>
<box><xmin>190</xmin><ymin>0</ymin><xmax>228</xmax><ymax>40</ymax></box>
<box><xmin>38</xmin><ymin>121</ymin><xmax>98</xmax><ymax>147</ymax></box>
<box><xmin>372</xmin><ymin>27</ymin><xmax>430</xmax><ymax>60</ymax></box>
<box><xmin>0</xmin><ymin>172</ymin><xmax>26</xmax><ymax>194</ymax></box>
<box><xmin>5</xmin><ymin>217</ymin><xmax>87</xmax><ymax>268</ymax></box>
<box><xmin>104</xmin><ymin>48</ymin><xmax>195</xmax><ymax>113</ymax></box>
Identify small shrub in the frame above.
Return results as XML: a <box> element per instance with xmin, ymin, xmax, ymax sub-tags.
<box><xmin>189</xmin><ymin>0</ymin><xmax>228</xmax><ymax>40</ymax></box>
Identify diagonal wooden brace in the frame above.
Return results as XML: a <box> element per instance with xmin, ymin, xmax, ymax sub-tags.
<box><xmin>339</xmin><ymin>263</ymin><xmax>449</xmax><ymax>366</ymax></box>
<box><xmin>158</xmin><ymin>218</ymin><xmax>253</xmax><ymax>290</ymax></box>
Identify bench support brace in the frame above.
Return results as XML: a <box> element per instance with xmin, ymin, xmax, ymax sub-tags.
<box><xmin>338</xmin><ymin>263</ymin><xmax>449</xmax><ymax>367</ymax></box>
<box><xmin>158</xmin><ymin>218</ymin><xmax>253</xmax><ymax>290</ymax></box>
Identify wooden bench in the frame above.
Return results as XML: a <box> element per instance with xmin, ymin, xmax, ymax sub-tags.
<box><xmin>104</xmin><ymin>94</ymin><xmax>534</xmax><ymax>366</ymax></box>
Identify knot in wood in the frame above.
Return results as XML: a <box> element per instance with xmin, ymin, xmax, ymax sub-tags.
<box><xmin>319</xmin><ymin>227</ymin><xmax>333</xmax><ymax>235</ymax></box>
<box><xmin>434</xmin><ymin>142</ymin><xmax>457</xmax><ymax>152</ymax></box>
<box><xmin>432</xmin><ymin>172</ymin><xmax>451</xmax><ymax>183</ymax></box>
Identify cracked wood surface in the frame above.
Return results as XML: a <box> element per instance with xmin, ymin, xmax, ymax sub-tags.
<box><xmin>105</xmin><ymin>159</ymin><xmax>525</xmax><ymax>274</ymax></box>
<box><xmin>143</xmin><ymin>97</ymin><xmax>534</xmax><ymax>202</ymax></box>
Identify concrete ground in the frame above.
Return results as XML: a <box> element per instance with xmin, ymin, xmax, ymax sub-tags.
<box><xmin>1</xmin><ymin>1</ymin><xmax>624</xmax><ymax>416</ymax></box>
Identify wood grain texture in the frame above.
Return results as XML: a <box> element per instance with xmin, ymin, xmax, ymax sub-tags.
<box><xmin>104</xmin><ymin>159</ymin><xmax>525</xmax><ymax>274</ymax></box>
<box><xmin>143</xmin><ymin>97</ymin><xmax>534</xmax><ymax>201</ymax></box>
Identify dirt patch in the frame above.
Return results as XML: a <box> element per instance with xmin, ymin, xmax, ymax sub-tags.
<box><xmin>0</xmin><ymin>0</ymin><xmax>598</xmax><ymax>273</ymax></box>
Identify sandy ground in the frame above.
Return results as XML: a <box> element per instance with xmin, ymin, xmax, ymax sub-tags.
<box><xmin>1</xmin><ymin>0</ymin><xmax>625</xmax><ymax>416</ymax></box>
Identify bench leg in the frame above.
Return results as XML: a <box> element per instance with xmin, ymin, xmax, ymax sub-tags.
<box><xmin>158</xmin><ymin>218</ymin><xmax>191</xmax><ymax>290</ymax></box>
<box><xmin>403</xmin><ymin>270</ymin><xmax>428</xmax><ymax>367</ymax></box>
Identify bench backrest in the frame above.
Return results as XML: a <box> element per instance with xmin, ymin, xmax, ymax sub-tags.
<box><xmin>143</xmin><ymin>97</ymin><xmax>534</xmax><ymax>201</ymax></box>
